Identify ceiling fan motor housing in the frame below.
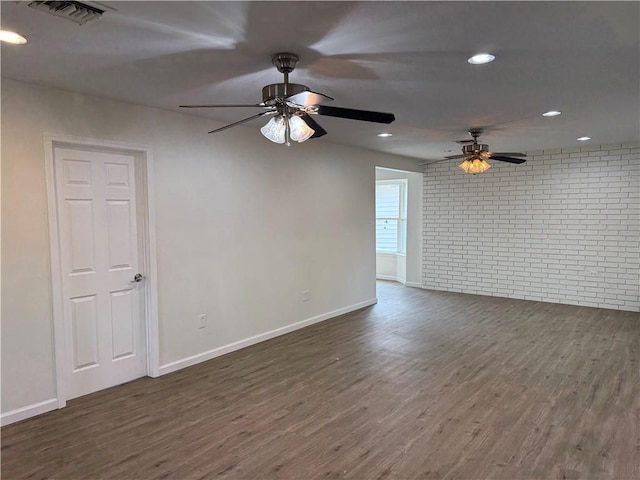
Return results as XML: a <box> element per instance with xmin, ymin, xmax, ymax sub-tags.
<box><xmin>262</xmin><ymin>83</ymin><xmax>309</xmax><ymax>104</ymax></box>
<box><xmin>462</xmin><ymin>143</ymin><xmax>489</xmax><ymax>155</ymax></box>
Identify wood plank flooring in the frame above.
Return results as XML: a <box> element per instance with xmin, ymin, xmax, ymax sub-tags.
<box><xmin>2</xmin><ymin>281</ymin><xmax>639</xmax><ymax>479</ymax></box>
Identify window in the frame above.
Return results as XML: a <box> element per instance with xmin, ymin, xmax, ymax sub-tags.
<box><xmin>376</xmin><ymin>179</ymin><xmax>407</xmax><ymax>253</ymax></box>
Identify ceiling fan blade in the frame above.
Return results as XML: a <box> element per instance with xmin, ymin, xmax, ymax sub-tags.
<box><xmin>208</xmin><ymin>111</ymin><xmax>273</xmax><ymax>134</ymax></box>
<box><xmin>444</xmin><ymin>154</ymin><xmax>467</xmax><ymax>159</ymax></box>
<box><xmin>489</xmin><ymin>155</ymin><xmax>527</xmax><ymax>164</ymax></box>
<box><xmin>180</xmin><ymin>104</ymin><xmax>265</xmax><ymax>108</ymax></box>
<box><xmin>287</xmin><ymin>90</ymin><xmax>334</xmax><ymax>107</ymax></box>
<box><xmin>455</xmin><ymin>139</ymin><xmax>474</xmax><ymax>144</ymax></box>
<box><xmin>491</xmin><ymin>152</ymin><xmax>527</xmax><ymax>157</ymax></box>
<box><xmin>299</xmin><ymin>113</ymin><xmax>327</xmax><ymax>138</ymax></box>
<box><xmin>313</xmin><ymin>105</ymin><xmax>395</xmax><ymax>124</ymax></box>
<box><xmin>420</xmin><ymin>159</ymin><xmax>450</xmax><ymax>166</ymax></box>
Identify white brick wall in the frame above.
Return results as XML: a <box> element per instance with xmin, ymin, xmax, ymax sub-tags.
<box><xmin>422</xmin><ymin>143</ymin><xmax>640</xmax><ymax>311</ymax></box>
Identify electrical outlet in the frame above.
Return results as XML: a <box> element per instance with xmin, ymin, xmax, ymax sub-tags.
<box><xmin>198</xmin><ymin>314</ymin><xmax>207</xmax><ymax>329</ymax></box>
<box><xmin>302</xmin><ymin>290</ymin><xmax>310</xmax><ymax>302</ymax></box>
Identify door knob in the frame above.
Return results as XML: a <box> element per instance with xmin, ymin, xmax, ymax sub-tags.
<box><xmin>129</xmin><ymin>273</ymin><xmax>144</xmax><ymax>284</ymax></box>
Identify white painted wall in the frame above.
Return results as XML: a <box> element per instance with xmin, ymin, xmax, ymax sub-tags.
<box><xmin>375</xmin><ymin>168</ymin><xmax>423</xmax><ymax>287</ymax></box>
<box><xmin>422</xmin><ymin>144</ymin><xmax>640</xmax><ymax>311</ymax></box>
<box><xmin>1</xmin><ymin>78</ymin><xmax>421</xmax><ymax>417</ymax></box>
<box><xmin>375</xmin><ymin>253</ymin><xmax>403</xmax><ymax>282</ymax></box>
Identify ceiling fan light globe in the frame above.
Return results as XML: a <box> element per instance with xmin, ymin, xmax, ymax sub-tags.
<box><xmin>289</xmin><ymin>115</ymin><xmax>315</xmax><ymax>143</ymax></box>
<box><xmin>458</xmin><ymin>159</ymin><xmax>472</xmax><ymax>173</ymax></box>
<box><xmin>459</xmin><ymin>158</ymin><xmax>491</xmax><ymax>174</ymax></box>
<box><xmin>260</xmin><ymin>116</ymin><xmax>286</xmax><ymax>144</ymax></box>
<box><xmin>478</xmin><ymin>159</ymin><xmax>491</xmax><ymax>172</ymax></box>
<box><xmin>471</xmin><ymin>159</ymin><xmax>491</xmax><ymax>173</ymax></box>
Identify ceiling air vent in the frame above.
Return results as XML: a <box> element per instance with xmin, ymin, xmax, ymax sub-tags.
<box><xmin>26</xmin><ymin>1</ymin><xmax>105</xmax><ymax>25</ymax></box>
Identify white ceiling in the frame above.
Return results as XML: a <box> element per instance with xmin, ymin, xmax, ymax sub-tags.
<box><xmin>2</xmin><ymin>1</ymin><xmax>638</xmax><ymax>161</ymax></box>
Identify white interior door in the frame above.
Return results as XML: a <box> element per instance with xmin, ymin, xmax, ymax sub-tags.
<box><xmin>53</xmin><ymin>147</ymin><xmax>146</xmax><ymax>399</ymax></box>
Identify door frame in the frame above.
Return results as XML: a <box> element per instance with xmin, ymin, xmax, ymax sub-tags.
<box><xmin>44</xmin><ymin>132</ymin><xmax>160</xmax><ymax>409</ymax></box>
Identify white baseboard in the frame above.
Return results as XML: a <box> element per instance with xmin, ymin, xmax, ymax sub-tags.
<box><xmin>159</xmin><ymin>298</ymin><xmax>378</xmax><ymax>376</ymax></box>
<box><xmin>376</xmin><ymin>274</ymin><xmax>400</xmax><ymax>282</ymax></box>
<box><xmin>376</xmin><ymin>276</ymin><xmax>422</xmax><ymax>289</ymax></box>
<box><xmin>1</xmin><ymin>398</ymin><xmax>58</xmax><ymax>427</ymax></box>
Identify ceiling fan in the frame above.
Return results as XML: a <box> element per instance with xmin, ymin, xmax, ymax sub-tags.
<box><xmin>444</xmin><ymin>129</ymin><xmax>527</xmax><ymax>173</ymax></box>
<box><xmin>180</xmin><ymin>53</ymin><xmax>395</xmax><ymax>145</ymax></box>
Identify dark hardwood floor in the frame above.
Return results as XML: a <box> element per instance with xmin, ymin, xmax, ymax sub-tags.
<box><xmin>2</xmin><ymin>281</ymin><xmax>639</xmax><ymax>480</ymax></box>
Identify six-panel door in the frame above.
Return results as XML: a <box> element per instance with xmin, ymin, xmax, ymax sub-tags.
<box><xmin>54</xmin><ymin>147</ymin><xmax>146</xmax><ymax>399</ymax></box>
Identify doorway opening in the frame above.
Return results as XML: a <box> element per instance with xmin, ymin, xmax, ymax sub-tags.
<box><xmin>375</xmin><ymin>167</ymin><xmax>423</xmax><ymax>293</ymax></box>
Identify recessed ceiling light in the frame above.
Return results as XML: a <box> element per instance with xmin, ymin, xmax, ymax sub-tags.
<box><xmin>377</xmin><ymin>133</ymin><xmax>393</xmax><ymax>138</ymax></box>
<box><xmin>467</xmin><ymin>53</ymin><xmax>495</xmax><ymax>65</ymax></box>
<box><xmin>577</xmin><ymin>136</ymin><xmax>591</xmax><ymax>141</ymax></box>
<box><xmin>542</xmin><ymin>110</ymin><xmax>562</xmax><ymax>117</ymax></box>
<box><xmin>0</xmin><ymin>30</ymin><xmax>27</xmax><ymax>45</ymax></box>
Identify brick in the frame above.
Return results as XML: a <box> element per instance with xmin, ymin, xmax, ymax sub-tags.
<box><xmin>422</xmin><ymin>143</ymin><xmax>639</xmax><ymax>311</ymax></box>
